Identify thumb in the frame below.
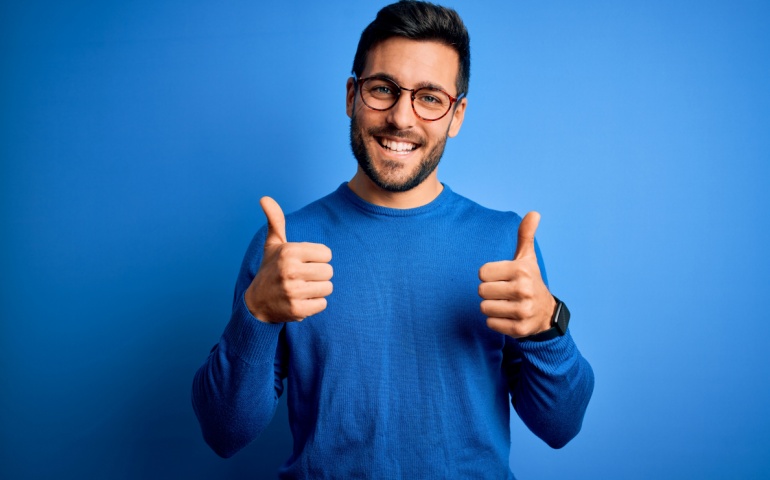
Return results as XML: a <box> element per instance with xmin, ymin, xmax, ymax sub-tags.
<box><xmin>514</xmin><ymin>211</ymin><xmax>540</xmax><ymax>260</ymax></box>
<box><xmin>260</xmin><ymin>196</ymin><xmax>287</xmax><ymax>246</ymax></box>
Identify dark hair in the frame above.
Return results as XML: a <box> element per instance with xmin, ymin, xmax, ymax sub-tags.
<box><xmin>352</xmin><ymin>0</ymin><xmax>470</xmax><ymax>96</ymax></box>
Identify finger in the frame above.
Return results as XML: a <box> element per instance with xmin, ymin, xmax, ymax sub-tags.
<box><xmin>480</xmin><ymin>299</ymin><xmax>522</xmax><ymax>319</ymax></box>
<box><xmin>478</xmin><ymin>280</ymin><xmax>525</xmax><ymax>301</ymax></box>
<box><xmin>260</xmin><ymin>196</ymin><xmax>287</xmax><ymax>246</ymax></box>
<box><xmin>479</xmin><ymin>260</ymin><xmax>518</xmax><ymax>282</ymax></box>
<box><xmin>486</xmin><ymin>317</ymin><xmax>530</xmax><ymax>338</ymax></box>
<box><xmin>482</xmin><ymin>298</ymin><xmax>537</xmax><ymax>319</ymax></box>
<box><xmin>292</xmin><ymin>262</ymin><xmax>334</xmax><ymax>282</ymax></box>
<box><xmin>297</xmin><ymin>280</ymin><xmax>334</xmax><ymax>299</ymax></box>
<box><xmin>514</xmin><ymin>211</ymin><xmax>540</xmax><ymax>260</ymax></box>
<box><xmin>283</xmin><ymin>242</ymin><xmax>333</xmax><ymax>263</ymax></box>
<box><xmin>292</xmin><ymin>297</ymin><xmax>328</xmax><ymax>319</ymax></box>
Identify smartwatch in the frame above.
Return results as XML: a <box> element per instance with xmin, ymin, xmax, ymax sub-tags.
<box><xmin>518</xmin><ymin>296</ymin><xmax>570</xmax><ymax>342</ymax></box>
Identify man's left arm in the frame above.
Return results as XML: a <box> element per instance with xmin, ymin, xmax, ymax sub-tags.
<box><xmin>479</xmin><ymin>211</ymin><xmax>594</xmax><ymax>448</ymax></box>
<box><xmin>503</xmin><ymin>331</ymin><xmax>594</xmax><ymax>448</ymax></box>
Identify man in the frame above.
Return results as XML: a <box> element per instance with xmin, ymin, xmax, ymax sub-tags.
<box><xmin>193</xmin><ymin>1</ymin><xmax>594</xmax><ymax>478</ymax></box>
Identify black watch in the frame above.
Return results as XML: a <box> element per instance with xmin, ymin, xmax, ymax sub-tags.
<box><xmin>518</xmin><ymin>296</ymin><xmax>570</xmax><ymax>342</ymax></box>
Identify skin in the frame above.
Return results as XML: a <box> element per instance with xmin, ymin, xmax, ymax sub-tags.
<box><xmin>246</xmin><ymin>37</ymin><xmax>555</xmax><ymax>337</ymax></box>
<box><xmin>345</xmin><ymin>37</ymin><xmax>467</xmax><ymax>209</ymax></box>
<box><xmin>479</xmin><ymin>211</ymin><xmax>556</xmax><ymax>337</ymax></box>
<box><xmin>245</xmin><ymin>196</ymin><xmax>333</xmax><ymax>324</ymax></box>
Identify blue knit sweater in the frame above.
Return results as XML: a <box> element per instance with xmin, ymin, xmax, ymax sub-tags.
<box><xmin>193</xmin><ymin>183</ymin><xmax>594</xmax><ymax>479</ymax></box>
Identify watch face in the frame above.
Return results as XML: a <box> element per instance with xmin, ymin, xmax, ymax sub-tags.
<box><xmin>555</xmin><ymin>301</ymin><xmax>570</xmax><ymax>335</ymax></box>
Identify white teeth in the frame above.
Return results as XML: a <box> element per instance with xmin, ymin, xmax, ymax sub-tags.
<box><xmin>380</xmin><ymin>138</ymin><xmax>417</xmax><ymax>152</ymax></box>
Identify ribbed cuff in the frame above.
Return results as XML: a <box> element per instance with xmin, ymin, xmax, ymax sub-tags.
<box><xmin>515</xmin><ymin>330</ymin><xmax>578</xmax><ymax>376</ymax></box>
<box><xmin>222</xmin><ymin>293</ymin><xmax>284</xmax><ymax>365</ymax></box>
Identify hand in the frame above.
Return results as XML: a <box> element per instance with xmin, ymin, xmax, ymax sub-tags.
<box><xmin>244</xmin><ymin>197</ymin><xmax>334</xmax><ymax>323</ymax></box>
<box><xmin>478</xmin><ymin>212</ymin><xmax>557</xmax><ymax>338</ymax></box>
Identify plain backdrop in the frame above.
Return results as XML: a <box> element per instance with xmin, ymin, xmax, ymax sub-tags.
<box><xmin>2</xmin><ymin>1</ymin><xmax>769</xmax><ymax>479</ymax></box>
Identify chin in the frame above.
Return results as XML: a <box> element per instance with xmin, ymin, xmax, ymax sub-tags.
<box><xmin>360</xmin><ymin>151</ymin><xmax>437</xmax><ymax>193</ymax></box>
<box><xmin>350</xmin><ymin>118</ymin><xmax>446</xmax><ymax>193</ymax></box>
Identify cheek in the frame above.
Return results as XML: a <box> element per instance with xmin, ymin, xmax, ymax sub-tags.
<box><xmin>353</xmin><ymin>110</ymin><xmax>381</xmax><ymax>136</ymax></box>
<box><xmin>427</xmin><ymin>124</ymin><xmax>450</xmax><ymax>144</ymax></box>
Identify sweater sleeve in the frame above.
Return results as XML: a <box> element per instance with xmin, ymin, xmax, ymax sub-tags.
<box><xmin>502</xmin><ymin>234</ymin><xmax>594</xmax><ymax>449</ymax></box>
<box><xmin>191</xmin><ymin>228</ymin><xmax>288</xmax><ymax>458</ymax></box>
<box><xmin>503</xmin><ymin>331</ymin><xmax>594</xmax><ymax>449</ymax></box>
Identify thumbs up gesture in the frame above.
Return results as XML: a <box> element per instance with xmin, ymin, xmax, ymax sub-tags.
<box><xmin>244</xmin><ymin>197</ymin><xmax>334</xmax><ymax>323</ymax></box>
<box><xmin>478</xmin><ymin>212</ymin><xmax>557</xmax><ymax>338</ymax></box>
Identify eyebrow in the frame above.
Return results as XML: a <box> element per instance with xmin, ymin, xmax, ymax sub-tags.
<box><xmin>368</xmin><ymin>72</ymin><xmax>451</xmax><ymax>94</ymax></box>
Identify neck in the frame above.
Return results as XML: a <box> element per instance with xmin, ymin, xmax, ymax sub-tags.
<box><xmin>348</xmin><ymin>169</ymin><xmax>443</xmax><ymax>209</ymax></box>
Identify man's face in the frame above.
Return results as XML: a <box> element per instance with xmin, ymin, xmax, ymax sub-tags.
<box><xmin>346</xmin><ymin>37</ymin><xmax>467</xmax><ymax>193</ymax></box>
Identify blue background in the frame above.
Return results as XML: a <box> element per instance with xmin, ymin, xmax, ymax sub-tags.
<box><xmin>2</xmin><ymin>1</ymin><xmax>769</xmax><ymax>478</ymax></box>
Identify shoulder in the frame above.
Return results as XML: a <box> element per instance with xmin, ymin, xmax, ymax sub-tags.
<box><xmin>284</xmin><ymin>185</ymin><xmax>349</xmax><ymax>223</ymax></box>
<box><xmin>444</xmin><ymin>186</ymin><xmax>523</xmax><ymax>228</ymax></box>
<box><xmin>280</xmin><ymin>184</ymin><xmax>352</xmax><ymax>242</ymax></box>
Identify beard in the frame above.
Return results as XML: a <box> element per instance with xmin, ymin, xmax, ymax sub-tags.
<box><xmin>349</xmin><ymin>113</ymin><xmax>448</xmax><ymax>193</ymax></box>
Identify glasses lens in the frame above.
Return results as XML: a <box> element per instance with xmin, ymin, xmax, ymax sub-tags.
<box><xmin>413</xmin><ymin>88</ymin><xmax>452</xmax><ymax>121</ymax></box>
<box><xmin>359</xmin><ymin>77</ymin><xmax>454</xmax><ymax>121</ymax></box>
<box><xmin>361</xmin><ymin>78</ymin><xmax>399</xmax><ymax>110</ymax></box>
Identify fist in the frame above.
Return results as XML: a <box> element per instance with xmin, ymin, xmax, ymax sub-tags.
<box><xmin>478</xmin><ymin>212</ymin><xmax>556</xmax><ymax>338</ymax></box>
<box><xmin>245</xmin><ymin>196</ymin><xmax>334</xmax><ymax>323</ymax></box>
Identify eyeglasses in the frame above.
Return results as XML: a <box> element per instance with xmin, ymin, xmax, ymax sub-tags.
<box><xmin>355</xmin><ymin>75</ymin><xmax>464</xmax><ymax>122</ymax></box>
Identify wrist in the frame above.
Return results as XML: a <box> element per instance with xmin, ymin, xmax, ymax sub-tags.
<box><xmin>244</xmin><ymin>285</ymin><xmax>274</xmax><ymax>324</ymax></box>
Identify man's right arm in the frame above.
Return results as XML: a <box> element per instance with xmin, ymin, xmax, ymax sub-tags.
<box><xmin>191</xmin><ymin>227</ymin><xmax>286</xmax><ymax>458</ymax></box>
<box><xmin>191</xmin><ymin>197</ymin><xmax>333</xmax><ymax>458</ymax></box>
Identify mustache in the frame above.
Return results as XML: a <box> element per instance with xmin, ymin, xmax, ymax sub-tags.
<box><xmin>367</xmin><ymin>126</ymin><xmax>424</xmax><ymax>145</ymax></box>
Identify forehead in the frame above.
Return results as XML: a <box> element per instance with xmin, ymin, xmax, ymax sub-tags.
<box><xmin>362</xmin><ymin>37</ymin><xmax>460</xmax><ymax>93</ymax></box>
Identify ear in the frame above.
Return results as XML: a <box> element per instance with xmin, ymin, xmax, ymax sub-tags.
<box><xmin>447</xmin><ymin>97</ymin><xmax>467</xmax><ymax>138</ymax></box>
<box><xmin>346</xmin><ymin>77</ymin><xmax>356</xmax><ymax>118</ymax></box>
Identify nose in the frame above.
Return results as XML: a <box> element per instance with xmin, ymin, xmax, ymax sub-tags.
<box><xmin>385</xmin><ymin>91</ymin><xmax>417</xmax><ymax>130</ymax></box>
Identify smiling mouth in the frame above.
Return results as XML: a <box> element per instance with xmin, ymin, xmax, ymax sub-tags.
<box><xmin>376</xmin><ymin>137</ymin><xmax>419</xmax><ymax>153</ymax></box>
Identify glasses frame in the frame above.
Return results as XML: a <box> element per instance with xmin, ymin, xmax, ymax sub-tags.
<box><xmin>355</xmin><ymin>75</ymin><xmax>464</xmax><ymax>122</ymax></box>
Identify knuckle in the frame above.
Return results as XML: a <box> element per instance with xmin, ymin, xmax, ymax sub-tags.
<box><xmin>519</xmin><ymin>284</ymin><xmax>534</xmax><ymax>298</ymax></box>
<box><xmin>502</xmin><ymin>282</ymin><xmax>517</xmax><ymax>299</ymax></box>
<box><xmin>279</xmin><ymin>278</ymin><xmax>296</xmax><ymax>296</ymax></box>
<box><xmin>275</xmin><ymin>251</ymin><xmax>293</xmax><ymax>270</ymax></box>
<box><xmin>283</xmin><ymin>265</ymin><xmax>299</xmax><ymax>280</ymax></box>
<box><xmin>508</xmin><ymin>279</ymin><xmax>530</xmax><ymax>299</ymax></box>
<box><xmin>508</xmin><ymin>266</ymin><xmax>524</xmax><ymax>280</ymax></box>
<box><xmin>278</xmin><ymin>243</ymin><xmax>294</xmax><ymax>258</ymax></box>
<box><xmin>518</xmin><ymin>267</ymin><xmax>534</xmax><ymax>282</ymax></box>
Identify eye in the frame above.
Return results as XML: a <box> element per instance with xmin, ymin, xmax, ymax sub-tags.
<box><xmin>372</xmin><ymin>85</ymin><xmax>393</xmax><ymax>95</ymax></box>
<box><xmin>365</xmin><ymin>79</ymin><xmax>398</xmax><ymax>99</ymax></box>
<box><xmin>418</xmin><ymin>93</ymin><xmax>440</xmax><ymax>104</ymax></box>
<box><xmin>415</xmin><ymin>89</ymin><xmax>448</xmax><ymax>108</ymax></box>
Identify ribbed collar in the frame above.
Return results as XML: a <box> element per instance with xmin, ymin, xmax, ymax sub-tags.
<box><xmin>336</xmin><ymin>182</ymin><xmax>454</xmax><ymax>218</ymax></box>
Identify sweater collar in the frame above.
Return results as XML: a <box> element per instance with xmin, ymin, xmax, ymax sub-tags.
<box><xmin>336</xmin><ymin>182</ymin><xmax>454</xmax><ymax>217</ymax></box>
